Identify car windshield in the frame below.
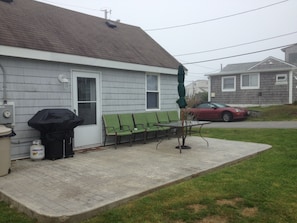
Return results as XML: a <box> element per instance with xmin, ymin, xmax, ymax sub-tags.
<box><xmin>212</xmin><ymin>103</ymin><xmax>229</xmax><ymax>108</ymax></box>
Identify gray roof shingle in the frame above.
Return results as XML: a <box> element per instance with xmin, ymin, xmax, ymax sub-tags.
<box><xmin>0</xmin><ymin>0</ymin><xmax>180</xmax><ymax>69</ymax></box>
<box><xmin>210</xmin><ymin>57</ymin><xmax>296</xmax><ymax>76</ymax></box>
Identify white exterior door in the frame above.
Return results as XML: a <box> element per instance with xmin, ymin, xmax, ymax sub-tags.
<box><xmin>72</xmin><ymin>70</ymin><xmax>101</xmax><ymax>148</ymax></box>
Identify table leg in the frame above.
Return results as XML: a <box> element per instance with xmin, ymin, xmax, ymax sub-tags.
<box><xmin>198</xmin><ymin>125</ymin><xmax>209</xmax><ymax>147</ymax></box>
<box><xmin>177</xmin><ymin>136</ymin><xmax>182</xmax><ymax>153</ymax></box>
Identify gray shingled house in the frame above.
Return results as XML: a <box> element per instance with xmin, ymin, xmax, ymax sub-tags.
<box><xmin>207</xmin><ymin>53</ymin><xmax>297</xmax><ymax>107</ymax></box>
<box><xmin>0</xmin><ymin>0</ymin><xmax>181</xmax><ymax>159</ymax></box>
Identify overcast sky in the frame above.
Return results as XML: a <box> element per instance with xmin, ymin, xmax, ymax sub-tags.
<box><xmin>36</xmin><ymin>0</ymin><xmax>297</xmax><ymax>85</ymax></box>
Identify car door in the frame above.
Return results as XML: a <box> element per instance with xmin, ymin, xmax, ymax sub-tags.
<box><xmin>198</xmin><ymin>103</ymin><xmax>220</xmax><ymax>120</ymax></box>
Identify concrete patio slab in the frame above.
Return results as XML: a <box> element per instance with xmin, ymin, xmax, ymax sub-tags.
<box><xmin>0</xmin><ymin>136</ymin><xmax>271</xmax><ymax>223</ymax></box>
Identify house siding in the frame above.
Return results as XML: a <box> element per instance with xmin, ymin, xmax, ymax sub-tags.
<box><xmin>284</xmin><ymin>45</ymin><xmax>297</xmax><ymax>65</ymax></box>
<box><xmin>210</xmin><ymin>72</ymin><xmax>290</xmax><ymax>106</ymax></box>
<box><xmin>0</xmin><ymin>56</ymin><xmax>73</xmax><ymax>159</ymax></box>
<box><xmin>259</xmin><ymin>72</ymin><xmax>289</xmax><ymax>104</ymax></box>
<box><xmin>0</xmin><ymin>56</ymin><xmax>178</xmax><ymax>159</ymax></box>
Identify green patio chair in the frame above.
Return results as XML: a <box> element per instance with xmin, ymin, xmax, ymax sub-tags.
<box><xmin>146</xmin><ymin>112</ymin><xmax>170</xmax><ymax>138</ymax></box>
<box><xmin>156</xmin><ymin>111</ymin><xmax>170</xmax><ymax>124</ymax></box>
<box><xmin>157</xmin><ymin>110</ymin><xmax>176</xmax><ymax>134</ymax></box>
<box><xmin>118</xmin><ymin>113</ymin><xmax>146</xmax><ymax>143</ymax></box>
<box><xmin>102</xmin><ymin>114</ymin><xmax>132</xmax><ymax>149</ymax></box>
<box><xmin>133</xmin><ymin>112</ymin><xmax>160</xmax><ymax>139</ymax></box>
<box><xmin>167</xmin><ymin>110</ymin><xmax>180</xmax><ymax>122</ymax></box>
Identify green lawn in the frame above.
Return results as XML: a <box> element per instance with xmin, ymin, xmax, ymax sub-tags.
<box><xmin>81</xmin><ymin>128</ymin><xmax>297</xmax><ymax>223</ymax></box>
<box><xmin>247</xmin><ymin>104</ymin><xmax>297</xmax><ymax>121</ymax></box>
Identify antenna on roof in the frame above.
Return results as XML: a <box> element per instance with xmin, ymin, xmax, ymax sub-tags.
<box><xmin>101</xmin><ymin>9</ymin><xmax>111</xmax><ymax>19</ymax></box>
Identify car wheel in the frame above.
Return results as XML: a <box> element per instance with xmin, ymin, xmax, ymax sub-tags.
<box><xmin>222</xmin><ymin>112</ymin><xmax>232</xmax><ymax>122</ymax></box>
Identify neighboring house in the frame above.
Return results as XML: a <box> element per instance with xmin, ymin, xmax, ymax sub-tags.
<box><xmin>185</xmin><ymin>80</ymin><xmax>208</xmax><ymax>97</ymax></box>
<box><xmin>0</xmin><ymin>0</ymin><xmax>181</xmax><ymax>159</ymax></box>
<box><xmin>207</xmin><ymin>54</ymin><xmax>297</xmax><ymax>107</ymax></box>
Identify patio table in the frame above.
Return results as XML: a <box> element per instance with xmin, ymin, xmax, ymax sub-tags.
<box><xmin>155</xmin><ymin>120</ymin><xmax>210</xmax><ymax>153</ymax></box>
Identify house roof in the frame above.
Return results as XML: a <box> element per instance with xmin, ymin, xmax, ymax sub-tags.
<box><xmin>281</xmin><ymin>43</ymin><xmax>297</xmax><ymax>52</ymax></box>
<box><xmin>0</xmin><ymin>0</ymin><xmax>180</xmax><ymax>72</ymax></box>
<box><xmin>221</xmin><ymin>62</ymin><xmax>259</xmax><ymax>73</ymax></box>
<box><xmin>208</xmin><ymin>56</ymin><xmax>297</xmax><ymax>76</ymax></box>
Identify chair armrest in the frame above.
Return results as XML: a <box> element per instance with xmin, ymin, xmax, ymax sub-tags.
<box><xmin>121</xmin><ymin>124</ymin><xmax>131</xmax><ymax>131</ymax></box>
<box><xmin>148</xmin><ymin>122</ymin><xmax>156</xmax><ymax>127</ymax></box>
<box><xmin>135</xmin><ymin>123</ymin><xmax>145</xmax><ymax>129</ymax></box>
<box><xmin>106</xmin><ymin>126</ymin><xmax>116</xmax><ymax>133</ymax></box>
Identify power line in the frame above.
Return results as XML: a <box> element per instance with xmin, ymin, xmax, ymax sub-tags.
<box><xmin>174</xmin><ymin>31</ymin><xmax>297</xmax><ymax>57</ymax></box>
<box><xmin>182</xmin><ymin>43</ymin><xmax>294</xmax><ymax>65</ymax></box>
<box><xmin>145</xmin><ymin>0</ymin><xmax>288</xmax><ymax>32</ymax></box>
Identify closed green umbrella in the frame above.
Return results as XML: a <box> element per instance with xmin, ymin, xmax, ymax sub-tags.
<box><xmin>176</xmin><ymin>64</ymin><xmax>187</xmax><ymax>109</ymax></box>
<box><xmin>176</xmin><ymin>64</ymin><xmax>188</xmax><ymax>150</ymax></box>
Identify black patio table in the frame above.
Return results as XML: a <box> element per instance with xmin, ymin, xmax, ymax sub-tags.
<box><xmin>155</xmin><ymin>120</ymin><xmax>210</xmax><ymax>153</ymax></box>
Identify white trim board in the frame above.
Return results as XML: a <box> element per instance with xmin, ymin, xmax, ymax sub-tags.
<box><xmin>0</xmin><ymin>45</ymin><xmax>178</xmax><ymax>75</ymax></box>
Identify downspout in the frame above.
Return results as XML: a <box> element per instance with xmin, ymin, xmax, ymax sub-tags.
<box><xmin>0</xmin><ymin>63</ymin><xmax>8</xmax><ymax>104</ymax></box>
<box><xmin>289</xmin><ymin>70</ymin><xmax>293</xmax><ymax>104</ymax></box>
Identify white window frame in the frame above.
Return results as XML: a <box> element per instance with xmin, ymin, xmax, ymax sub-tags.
<box><xmin>275</xmin><ymin>74</ymin><xmax>288</xmax><ymax>85</ymax></box>
<box><xmin>241</xmin><ymin>73</ymin><xmax>260</xmax><ymax>89</ymax></box>
<box><xmin>146</xmin><ymin>73</ymin><xmax>160</xmax><ymax>110</ymax></box>
<box><xmin>222</xmin><ymin>76</ymin><xmax>236</xmax><ymax>92</ymax></box>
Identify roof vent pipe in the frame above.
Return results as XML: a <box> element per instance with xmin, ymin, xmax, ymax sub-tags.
<box><xmin>0</xmin><ymin>63</ymin><xmax>7</xmax><ymax>104</ymax></box>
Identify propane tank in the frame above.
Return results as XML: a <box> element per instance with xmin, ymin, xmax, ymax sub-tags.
<box><xmin>30</xmin><ymin>140</ymin><xmax>45</xmax><ymax>160</ymax></box>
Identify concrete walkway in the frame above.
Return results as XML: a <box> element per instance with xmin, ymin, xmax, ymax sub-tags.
<box><xmin>0</xmin><ymin>136</ymin><xmax>271</xmax><ymax>223</ymax></box>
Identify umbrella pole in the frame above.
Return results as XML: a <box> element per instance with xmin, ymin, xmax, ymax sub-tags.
<box><xmin>182</xmin><ymin>108</ymin><xmax>185</xmax><ymax>151</ymax></box>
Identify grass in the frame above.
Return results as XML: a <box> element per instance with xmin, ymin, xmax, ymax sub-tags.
<box><xmin>247</xmin><ymin>104</ymin><xmax>297</xmax><ymax>121</ymax></box>
<box><xmin>1</xmin><ymin>105</ymin><xmax>297</xmax><ymax>223</ymax></box>
<box><xmin>81</xmin><ymin>128</ymin><xmax>297</xmax><ymax>223</ymax></box>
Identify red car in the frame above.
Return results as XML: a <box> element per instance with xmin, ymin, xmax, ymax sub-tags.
<box><xmin>188</xmin><ymin>102</ymin><xmax>249</xmax><ymax>122</ymax></box>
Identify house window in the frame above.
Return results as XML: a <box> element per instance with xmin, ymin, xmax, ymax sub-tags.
<box><xmin>275</xmin><ymin>74</ymin><xmax>287</xmax><ymax>85</ymax></box>
<box><xmin>241</xmin><ymin>73</ymin><xmax>259</xmax><ymax>89</ymax></box>
<box><xmin>222</xmin><ymin>76</ymin><xmax>236</xmax><ymax>92</ymax></box>
<box><xmin>146</xmin><ymin>73</ymin><xmax>160</xmax><ymax>110</ymax></box>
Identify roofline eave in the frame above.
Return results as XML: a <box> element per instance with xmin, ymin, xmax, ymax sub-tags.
<box><xmin>0</xmin><ymin>45</ymin><xmax>178</xmax><ymax>75</ymax></box>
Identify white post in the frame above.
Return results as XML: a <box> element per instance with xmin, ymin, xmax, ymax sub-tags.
<box><xmin>289</xmin><ymin>70</ymin><xmax>293</xmax><ymax>104</ymax></box>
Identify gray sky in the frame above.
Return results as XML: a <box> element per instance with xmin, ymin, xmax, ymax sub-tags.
<box><xmin>36</xmin><ymin>0</ymin><xmax>297</xmax><ymax>85</ymax></box>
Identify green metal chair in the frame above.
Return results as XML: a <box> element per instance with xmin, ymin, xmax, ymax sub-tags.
<box><xmin>118</xmin><ymin>113</ymin><xmax>146</xmax><ymax>143</ymax></box>
<box><xmin>133</xmin><ymin>112</ymin><xmax>160</xmax><ymax>139</ymax></box>
<box><xmin>102</xmin><ymin>114</ymin><xmax>132</xmax><ymax>149</ymax></box>
<box><xmin>146</xmin><ymin>112</ymin><xmax>170</xmax><ymax>138</ymax></box>
<box><xmin>167</xmin><ymin>110</ymin><xmax>180</xmax><ymax>122</ymax></box>
<box><xmin>156</xmin><ymin>111</ymin><xmax>170</xmax><ymax>124</ymax></box>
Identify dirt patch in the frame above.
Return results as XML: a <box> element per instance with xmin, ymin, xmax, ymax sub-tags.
<box><xmin>216</xmin><ymin>197</ymin><xmax>243</xmax><ymax>207</ymax></box>
<box><xmin>188</xmin><ymin>204</ymin><xmax>207</xmax><ymax>213</ymax></box>
<box><xmin>241</xmin><ymin>207</ymin><xmax>258</xmax><ymax>217</ymax></box>
<box><xmin>196</xmin><ymin>215</ymin><xmax>228</xmax><ymax>223</ymax></box>
<box><xmin>75</xmin><ymin>146</ymin><xmax>105</xmax><ymax>153</ymax></box>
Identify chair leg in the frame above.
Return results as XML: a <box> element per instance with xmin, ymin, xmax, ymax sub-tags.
<box><xmin>104</xmin><ymin>134</ymin><xmax>107</xmax><ymax>146</ymax></box>
<box><xmin>115</xmin><ymin>134</ymin><xmax>118</xmax><ymax>149</ymax></box>
<box><xmin>144</xmin><ymin>131</ymin><xmax>146</xmax><ymax>144</ymax></box>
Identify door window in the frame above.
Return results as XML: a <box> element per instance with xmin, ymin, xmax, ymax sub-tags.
<box><xmin>77</xmin><ymin>77</ymin><xmax>96</xmax><ymax>125</ymax></box>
